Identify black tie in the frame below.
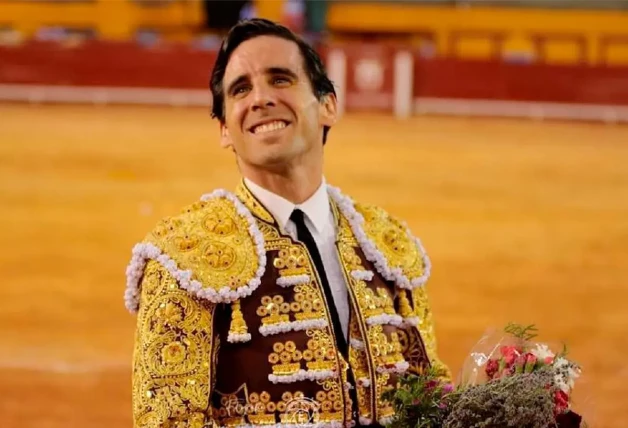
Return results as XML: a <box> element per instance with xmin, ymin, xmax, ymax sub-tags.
<box><xmin>290</xmin><ymin>209</ymin><xmax>360</xmax><ymax>423</ymax></box>
<box><xmin>290</xmin><ymin>209</ymin><xmax>348</xmax><ymax>356</ymax></box>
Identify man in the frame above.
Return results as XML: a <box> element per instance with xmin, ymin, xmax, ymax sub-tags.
<box><xmin>125</xmin><ymin>18</ymin><xmax>450</xmax><ymax>428</ymax></box>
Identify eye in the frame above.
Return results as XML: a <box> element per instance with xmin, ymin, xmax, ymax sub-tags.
<box><xmin>232</xmin><ymin>85</ymin><xmax>250</xmax><ymax>96</ymax></box>
<box><xmin>272</xmin><ymin>76</ymin><xmax>291</xmax><ymax>86</ymax></box>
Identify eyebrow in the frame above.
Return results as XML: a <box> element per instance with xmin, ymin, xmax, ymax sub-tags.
<box><xmin>225</xmin><ymin>67</ymin><xmax>299</xmax><ymax>96</ymax></box>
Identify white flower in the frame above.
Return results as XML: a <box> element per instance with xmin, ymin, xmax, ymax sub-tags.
<box><xmin>555</xmin><ymin>374</ymin><xmax>570</xmax><ymax>393</ymax></box>
<box><xmin>553</xmin><ymin>356</ymin><xmax>569</xmax><ymax>368</ymax></box>
<box><xmin>531</xmin><ymin>344</ymin><xmax>555</xmax><ymax>361</ymax></box>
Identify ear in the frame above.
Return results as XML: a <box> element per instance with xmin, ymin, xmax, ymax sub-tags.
<box><xmin>319</xmin><ymin>93</ymin><xmax>338</xmax><ymax>127</ymax></box>
<box><xmin>220</xmin><ymin>123</ymin><xmax>233</xmax><ymax>149</ymax></box>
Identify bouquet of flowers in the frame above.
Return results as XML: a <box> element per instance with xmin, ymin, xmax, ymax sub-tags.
<box><xmin>383</xmin><ymin>323</ymin><xmax>589</xmax><ymax>428</ymax></box>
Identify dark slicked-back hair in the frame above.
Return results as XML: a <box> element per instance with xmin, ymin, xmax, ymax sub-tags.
<box><xmin>210</xmin><ymin>18</ymin><xmax>336</xmax><ymax>144</ymax></box>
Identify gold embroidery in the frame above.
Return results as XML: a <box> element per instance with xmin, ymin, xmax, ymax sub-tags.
<box><xmin>294</xmin><ymin>283</ymin><xmax>325</xmax><ymax>321</ymax></box>
<box><xmin>398</xmin><ymin>290</ymin><xmax>415</xmax><ymax>318</ymax></box>
<box><xmin>257</xmin><ymin>295</ymin><xmax>291</xmax><ymax>326</ymax></box>
<box><xmin>376</xmin><ymin>371</ymin><xmax>395</xmax><ymax>421</ymax></box>
<box><xmin>132</xmin><ymin>260</ymin><xmax>215</xmax><ymax>427</ymax></box>
<box><xmin>412</xmin><ymin>286</ymin><xmax>451</xmax><ymax>379</ymax></box>
<box><xmin>235</xmin><ymin>180</ymin><xmax>275</xmax><ymax>224</ymax></box>
<box><xmin>334</xmin><ymin>209</ymin><xmax>377</xmax><ymax>420</ymax></box>
<box><xmin>304</xmin><ymin>336</ymin><xmax>336</xmax><ymax>372</ymax></box>
<box><xmin>228</xmin><ymin>300</ymin><xmax>249</xmax><ymax>338</ymax></box>
<box><xmin>273</xmin><ymin>246</ymin><xmax>310</xmax><ymax>279</ymax></box>
<box><xmin>368</xmin><ymin>325</ymin><xmax>405</xmax><ymax>368</ymax></box>
<box><xmin>144</xmin><ymin>195</ymin><xmax>261</xmax><ymax>297</ymax></box>
<box><xmin>356</xmin><ymin>203</ymin><xmax>427</xmax><ymax>281</ymax></box>
<box><xmin>269</xmin><ymin>340</ymin><xmax>302</xmax><ymax>376</ymax></box>
<box><xmin>348</xmin><ymin>316</ymin><xmax>370</xmax><ymax>381</ymax></box>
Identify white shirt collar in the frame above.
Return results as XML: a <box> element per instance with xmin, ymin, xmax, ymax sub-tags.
<box><xmin>244</xmin><ymin>177</ymin><xmax>331</xmax><ymax>234</ymax></box>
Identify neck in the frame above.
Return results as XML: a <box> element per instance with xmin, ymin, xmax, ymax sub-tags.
<box><xmin>241</xmin><ymin>164</ymin><xmax>323</xmax><ymax>204</ymax></box>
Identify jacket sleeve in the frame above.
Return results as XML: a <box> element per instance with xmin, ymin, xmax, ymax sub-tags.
<box><xmin>411</xmin><ymin>285</ymin><xmax>451</xmax><ymax>381</ymax></box>
<box><xmin>131</xmin><ymin>260</ymin><xmax>220</xmax><ymax>428</ymax></box>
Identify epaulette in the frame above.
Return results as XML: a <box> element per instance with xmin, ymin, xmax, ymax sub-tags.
<box><xmin>328</xmin><ymin>186</ymin><xmax>431</xmax><ymax>291</ymax></box>
<box><xmin>123</xmin><ymin>189</ymin><xmax>266</xmax><ymax>314</ymax></box>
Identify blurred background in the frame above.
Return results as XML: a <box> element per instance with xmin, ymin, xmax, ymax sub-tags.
<box><xmin>1</xmin><ymin>1</ymin><xmax>627</xmax><ymax>427</ymax></box>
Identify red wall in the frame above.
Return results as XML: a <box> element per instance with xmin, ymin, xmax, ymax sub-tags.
<box><xmin>414</xmin><ymin>58</ymin><xmax>628</xmax><ymax>105</ymax></box>
<box><xmin>0</xmin><ymin>41</ymin><xmax>216</xmax><ymax>89</ymax></box>
<box><xmin>1</xmin><ymin>41</ymin><xmax>628</xmax><ymax>106</ymax></box>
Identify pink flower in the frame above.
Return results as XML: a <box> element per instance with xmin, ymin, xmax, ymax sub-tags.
<box><xmin>442</xmin><ymin>383</ymin><xmax>454</xmax><ymax>394</ymax></box>
<box><xmin>524</xmin><ymin>353</ymin><xmax>538</xmax><ymax>373</ymax></box>
<box><xmin>499</xmin><ymin>345</ymin><xmax>521</xmax><ymax>366</ymax></box>
<box><xmin>544</xmin><ymin>356</ymin><xmax>554</xmax><ymax>365</ymax></box>
<box><xmin>426</xmin><ymin>380</ymin><xmax>438</xmax><ymax>390</ymax></box>
<box><xmin>514</xmin><ymin>355</ymin><xmax>527</xmax><ymax>374</ymax></box>
<box><xmin>486</xmin><ymin>359</ymin><xmax>499</xmax><ymax>379</ymax></box>
<box><xmin>554</xmin><ymin>390</ymin><xmax>569</xmax><ymax>415</ymax></box>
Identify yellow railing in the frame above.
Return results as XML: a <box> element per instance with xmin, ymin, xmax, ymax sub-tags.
<box><xmin>327</xmin><ymin>3</ymin><xmax>628</xmax><ymax>65</ymax></box>
<box><xmin>0</xmin><ymin>0</ymin><xmax>204</xmax><ymax>40</ymax></box>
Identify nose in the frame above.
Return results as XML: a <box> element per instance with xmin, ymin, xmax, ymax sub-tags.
<box><xmin>250</xmin><ymin>84</ymin><xmax>276</xmax><ymax>111</ymax></box>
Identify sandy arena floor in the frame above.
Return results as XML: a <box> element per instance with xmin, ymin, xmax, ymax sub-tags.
<box><xmin>0</xmin><ymin>104</ymin><xmax>626</xmax><ymax>427</ymax></box>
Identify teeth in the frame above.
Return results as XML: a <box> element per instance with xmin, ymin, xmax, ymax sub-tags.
<box><xmin>253</xmin><ymin>121</ymin><xmax>286</xmax><ymax>134</ymax></box>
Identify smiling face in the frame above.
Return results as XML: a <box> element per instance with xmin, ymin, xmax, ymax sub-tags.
<box><xmin>219</xmin><ymin>35</ymin><xmax>336</xmax><ymax>173</ymax></box>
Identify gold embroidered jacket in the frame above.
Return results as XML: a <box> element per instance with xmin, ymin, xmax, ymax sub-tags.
<box><xmin>125</xmin><ymin>182</ymin><xmax>450</xmax><ymax>428</ymax></box>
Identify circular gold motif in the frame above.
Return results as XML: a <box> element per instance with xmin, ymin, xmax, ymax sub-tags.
<box><xmin>312</xmin><ymin>300</ymin><xmax>323</xmax><ymax>311</ymax></box>
<box><xmin>327</xmin><ymin>391</ymin><xmax>338</xmax><ymax>401</ymax></box>
<box><xmin>293</xmin><ymin>350</ymin><xmax>303</xmax><ymax>361</ymax></box>
<box><xmin>277</xmin><ymin>401</ymin><xmax>287</xmax><ymax>412</ymax></box>
<box><xmin>333</xmin><ymin>400</ymin><xmax>343</xmax><ymax>411</ymax></box>
<box><xmin>314</xmin><ymin>349</ymin><xmax>325</xmax><ymax>360</ymax></box>
<box><xmin>249</xmin><ymin>393</ymin><xmax>260</xmax><ymax>403</ymax></box>
<box><xmin>280</xmin><ymin>303</ymin><xmax>291</xmax><ymax>314</ymax></box>
<box><xmin>316</xmin><ymin>391</ymin><xmax>327</xmax><ymax>401</ymax></box>
<box><xmin>268</xmin><ymin>353</ymin><xmax>279</xmax><ymax>364</ymax></box>
<box><xmin>294</xmin><ymin>391</ymin><xmax>304</xmax><ymax>399</ymax></box>
<box><xmin>285</xmin><ymin>341</ymin><xmax>296</xmax><ymax>352</ymax></box>
<box><xmin>280</xmin><ymin>351</ymin><xmax>292</xmax><ymax>363</ymax></box>
<box><xmin>322</xmin><ymin>401</ymin><xmax>333</xmax><ymax>412</ymax></box>
<box><xmin>272</xmin><ymin>295</ymin><xmax>284</xmax><ymax>305</ymax></box>
<box><xmin>257</xmin><ymin>307</ymin><xmax>268</xmax><ymax>317</ymax></box>
<box><xmin>303</xmin><ymin>350</ymin><xmax>314</xmax><ymax>361</ymax></box>
<box><xmin>302</xmin><ymin>301</ymin><xmax>313</xmax><ymax>312</ymax></box>
<box><xmin>173</xmin><ymin>234</ymin><xmax>200</xmax><ymax>252</ymax></box>
<box><xmin>282</xmin><ymin>392</ymin><xmax>293</xmax><ymax>402</ymax></box>
<box><xmin>204</xmin><ymin>243</ymin><xmax>236</xmax><ymax>270</ymax></box>
<box><xmin>260</xmin><ymin>392</ymin><xmax>271</xmax><ymax>403</ymax></box>
<box><xmin>307</xmin><ymin>339</ymin><xmax>318</xmax><ymax>350</ymax></box>
<box><xmin>268</xmin><ymin>304</ymin><xmax>279</xmax><ymax>315</ymax></box>
<box><xmin>261</xmin><ymin>296</ymin><xmax>272</xmax><ymax>305</ymax></box>
<box><xmin>203</xmin><ymin>214</ymin><xmax>236</xmax><ymax>236</ymax></box>
<box><xmin>294</xmin><ymin>294</ymin><xmax>305</xmax><ymax>303</ymax></box>
<box><xmin>273</xmin><ymin>343</ymin><xmax>284</xmax><ymax>353</ymax></box>
<box><xmin>266</xmin><ymin>402</ymin><xmax>276</xmax><ymax>412</ymax></box>
<box><xmin>290</xmin><ymin>302</ymin><xmax>301</xmax><ymax>312</ymax></box>
<box><xmin>161</xmin><ymin>341</ymin><xmax>186</xmax><ymax>364</ymax></box>
<box><xmin>382</xmin><ymin>228</ymin><xmax>407</xmax><ymax>254</ymax></box>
